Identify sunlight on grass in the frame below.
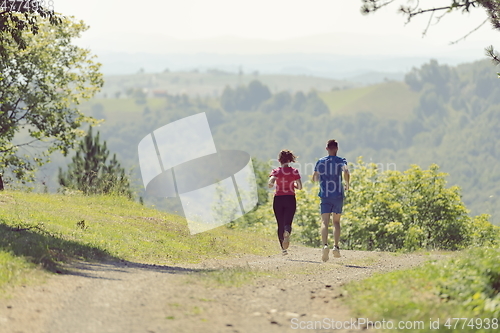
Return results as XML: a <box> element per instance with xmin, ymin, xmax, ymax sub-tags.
<box><xmin>343</xmin><ymin>248</ymin><xmax>500</xmax><ymax>332</ymax></box>
<box><xmin>0</xmin><ymin>190</ymin><xmax>276</xmax><ymax>292</ymax></box>
<box><xmin>318</xmin><ymin>81</ymin><xmax>418</xmax><ymax>120</ymax></box>
<box><xmin>0</xmin><ymin>252</ymin><xmax>44</xmax><ymax>295</ymax></box>
<box><xmin>191</xmin><ymin>266</ymin><xmax>277</xmax><ymax>288</ymax></box>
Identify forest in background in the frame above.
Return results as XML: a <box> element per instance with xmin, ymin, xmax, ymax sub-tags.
<box><xmin>32</xmin><ymin>58</ymin><xmax>500</xmax><ymax>225</ymax></box>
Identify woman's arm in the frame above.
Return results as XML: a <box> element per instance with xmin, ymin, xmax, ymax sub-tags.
<box><xmin>268</xmin><ymin>176</ymin><xmax>276</xmax><ymax>188</ymax></box>
<box><xmin>294</xmin><ymin>179</ymin><xmax>303</xmax><ymax>190</ymax></box>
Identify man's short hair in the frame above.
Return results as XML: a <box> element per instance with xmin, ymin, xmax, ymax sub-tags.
<box><xmin>327</xmin><ymin>139</ymin><xmax>338</xmax><ymax>149</ymax></box>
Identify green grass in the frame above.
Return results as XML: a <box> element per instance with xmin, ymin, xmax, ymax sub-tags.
<box><xmin>192</xmin><ymin>266</ymin><xmax>277</xmax><ymax>288</ymax></box>
<box><xmin>99</xmin><ymin>72</ymin><xmax>351</xmax><ymax>98</ymax></box>
<box><xmin>318</xmin><ymin>81</ymin><xmax>419</xmax><ymax>120</ymax></box>
<box><xmin>344</xmin><ymin>247</ymin><xmax>500</xmax><ymax>332</ymax></box>
<box><xmin>0</xmin><ymin>190</ymin><xmax>276</xmax><ymax>291</ymax></box>
<box><xmin>80</xmin><ymin>98</ymin><xmax>167</xmax><ymax>114</ymax></box>
<box><xmin>0</xmin><ymin>251</ymin><xmax>43</xmax><ymax>295</ymax></box>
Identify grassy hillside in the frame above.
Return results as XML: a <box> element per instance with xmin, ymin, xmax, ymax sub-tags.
<box><xmin>345</xmin><ymin>247</ymin><xmax>500</xmax><ymax>332</ymax></box>
<box><xmin>97</xmin><ymin>71</ymin><xmax>356</xmax><ymax>99</ymax></box>
<box><xmin>77</xmin><ymin>80</ymin><xmax>415</xmax><ymax>132</ymax></box>
<box><xmin>92</xmin><ymin>97</ymin><xmax>167</xmax><ymax>113</ymax></box>
<box><xmin>83</xmin><ymin>80</ymin><xmax>411</xmax><ymax>122</ymax></box>
<box><xmin>0</xmin><ymin>191</ymin><xmax>276</xmax><ymax>292</ymax></box>
<box><xmin>318</xmin><ymin>81</ymin><xmax>419</xmax><ymax>120</ymax></box>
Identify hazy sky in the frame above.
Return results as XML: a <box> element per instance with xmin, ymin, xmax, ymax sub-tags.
<box><xmin>55</xmin><ymin>0</ymin><xmax>498</xmax><ymax>58</ymax></box>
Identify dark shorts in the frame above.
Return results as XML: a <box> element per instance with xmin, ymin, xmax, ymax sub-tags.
<box><xmin>320</xmin><ymin>196</ymin><xmax>344</xmax><ymax>214</ymax></box>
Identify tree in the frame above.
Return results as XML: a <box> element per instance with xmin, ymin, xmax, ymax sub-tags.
<box><xmin>360</xmin><ymin>0</ymin><xmax>500</xmax><ymax>66</ymax></box>
<box><xmin>220</xmin><ymin>80</ymin><xmax>272</xmax><ymax>112</ymax></box>
<box><xmin>1</xmin><ymin>1</ymin><xmax>62</xmax><ymax>53</ymax></box>
<box><xmin>58</xmin><ymin>127</ymin><xmax>132</xmax><ymax>198</ymax></box>
<box><xmin>0</xmin><ymin>14</ymin><xmax>103</xmax><ymax>187</ymax></box>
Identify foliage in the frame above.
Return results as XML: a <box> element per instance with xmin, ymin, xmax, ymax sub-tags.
<box><xmin>251</xmin><ymin>157</ymin><xmax>271</xmax><ymax>207</ymax></box>
<box><xmin>342</xmin><ymin>158</ymin><xmax>499</xmax><ymax>251</ymax></box>
<box><xmin>230</xmin><ymin>196</ymin><xmax>275</xmax><ymax>235</ymax></box>
<box><xmin>58</xmin><ymin>127</ymin><xmax>132</xmax><ymax>198</ymax></box>
<box><xmin>345</xmin><ymin>247</ymin><xmax>500</xmax><ymax>332</ymax></box>
<box><xmin>231</xmin><ymin>158</ymin><xmax>500</xmax><ymax>251</ymax></box>
<box><xmin>437</xmin><ymin>247</ymin><xmax>500</xmax><ymax>318</ymax></box>
<box><xmin>263</xmin><ymin>157</ymin><xmax>499</xmax><ymax>250</ymax></box>
<box><xmin>292</xmin><ymin>180</ymin><xmax>321</xmax><ymax>247</ymax></box>
<box><xmin>0</xmin><ymin>1</ymin><xmax>62</xmax><ymax>54</ymax></box>
<box><xmin>220</xmin><ymin>79</ymin><xmax>329</xmax><ymax>114</ymax></box>
<box><xmin>220</xmin><ymin>80</ymin><xmax>271</xmax><ymax>112</ymax></box>
<box><xmin>0</xmin><ymin>15</ymin><xmax>103</xmax><ymax>183</ymax></box>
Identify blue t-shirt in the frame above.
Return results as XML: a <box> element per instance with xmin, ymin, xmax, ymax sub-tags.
<box><xmin>314</xmin><ymin>155</ymin><xmax>347</xmax><ymax>198</ymax></box>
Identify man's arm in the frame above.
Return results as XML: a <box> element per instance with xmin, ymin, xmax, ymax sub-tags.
<box><xmin>343</xmin><ymin>166</ymin><xmax>350</xmax><ymax>191</ymax></box>
<box><xmin>312</xmin><ymin>171</ymin><xmax>319</xmax><ymax>183</ymax></box>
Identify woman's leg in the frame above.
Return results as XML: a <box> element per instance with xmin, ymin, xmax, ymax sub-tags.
<box><xmin>273</xmin><ymin>196</ymin><xmax>286</xmax><ymax>248</ymax></box>
<box><xmin>282</xmin><ymin>195</ymin><xmax>297</xmax><ymax>234</ymax></box>
<box><xmin>280</xmin><ymin>196</ymin><xmax>296</xmax><ymax>250</ymax></box>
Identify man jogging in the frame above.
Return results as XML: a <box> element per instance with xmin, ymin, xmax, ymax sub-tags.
<box><xmin>312</xmin><ymin>139</ymin><xmax>350</xmax><ymax>262</ymax></box>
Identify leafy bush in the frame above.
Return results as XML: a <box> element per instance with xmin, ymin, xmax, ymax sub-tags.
<box><xmin>292</xmin><ymin>180</ymin><xmax>321</xmax><ymax>247</ymax></box>
<box><xmin>342</xmin><ymin>158</ymin><xmax>499</xmax><ymax>251</ymax></box>
<box><xmin>231</xmin><ymin>158</ymin><xmax>499</xmax><ymax>251</ymax></box>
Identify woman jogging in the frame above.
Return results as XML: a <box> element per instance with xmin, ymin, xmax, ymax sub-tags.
<box><xmin>268</xmin><ymin>150</ymin><xmax>302</xmax><ymax>255</ymax></box>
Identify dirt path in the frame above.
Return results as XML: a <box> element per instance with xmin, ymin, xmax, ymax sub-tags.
<box><xmin>0</xmin><ymin>246</ymin><xmax>443</xmax><ymax>333</ymax></box>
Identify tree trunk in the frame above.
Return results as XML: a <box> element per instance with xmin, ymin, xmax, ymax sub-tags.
<box><xmin>0</xmin><ymin>174</ymin><xmax>4</xmax><ymax>191</ymax></box>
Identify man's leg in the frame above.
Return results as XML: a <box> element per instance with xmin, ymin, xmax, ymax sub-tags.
<box><xmin>332</xmin><ymin>213</ymin><xmax>341</xmax><ymax>258</ymax></box>
<box><xmin>321</xmin><ymin>213</ymin><xmax>331</xmax><ymax>245</ymax></box>
<box><xmin>321</xmin><ymin>213</ymin><xmax>331</xmax><ymax>262</ymax></box>
<box><xmin>332</xmin><ymin>213</ymin><xmax>341</xmax><ymax>247</ymax></box>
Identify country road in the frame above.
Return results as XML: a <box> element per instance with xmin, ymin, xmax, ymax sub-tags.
<box><xmin>0</xmin><ymin>246</ymin><xmax>441</xmax><ymax>333</ymax></box>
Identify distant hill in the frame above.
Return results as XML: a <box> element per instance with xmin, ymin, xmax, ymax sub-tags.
<box><xmin>93</xmin><ymin>52</ymin><xmax>457</xmax><ymax>85</ymax></box>
<box><xmin>93</xmin><ymin>71</ymin><xmax>358</xmax><ymax>99</ymax></box>
<box><xmin>33</xmin><ymin>59</ymin><xmax>500</xmax><ymax>226</ymax></box>
<box><xmin>318</xmin><ymin>81</ymin><xmax>418</xmax><ymax>120</ymax></box>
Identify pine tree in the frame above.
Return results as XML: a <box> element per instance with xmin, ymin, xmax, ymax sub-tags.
<box><xmin>58</xmin><ymin>127</ymin><xmax>132</xmax><ymax>198</ymax></box>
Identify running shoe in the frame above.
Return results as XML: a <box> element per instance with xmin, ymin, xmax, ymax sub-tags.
<box><xmin>332</xmin><ymin>245</ymin><xmax>341</xmax><ymax>258</ymax></box>
<box><xmin>282</xmin><ymin>231</ymin><xmax>290</xmax><ymax>250</ymax></box>
<box><xmin>282</xmin><ymin>249</ymin><xmax>288</xmax><ymax>256</ymax></box>
<box><xmin>322</xmin><ymin>245</ymin><xmax>329</xmax><ymax>262</ymax></box>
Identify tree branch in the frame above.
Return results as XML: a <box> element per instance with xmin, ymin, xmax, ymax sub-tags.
<box><xmin>399</xmin><ymin>1</ymin><xmax>481</xmax><ymax>22</ymax></box>
<box><xmin>422</xmin><ymin>10</ymin><xmax>435</xmax><ymax>37</ymax></box>
<box><xmin>450</xmin><ymin>18</ymin><xmax>489</xmax><ymax>44</ymax></box>
<box><xmin>361</xmin><ymin>0</ymin><xmax>397</xmax><ymax>14</ymax></box>
<box><xmin>14</xmin><ymin>138</ymin><xmax>41</xmax><ymax>149</ymax></box>
<box><xmin>480</xmin><ymin>0</ymin><xmax>500</xmax><ymax>30</ymax></box>
<box><xmin>485</xmin><ymin>45</ymin><xmax>500</xmax><ymax>66</ymax></box>
<box><xmin>401</xmin><ymin>5</ymin><xmax>469</xmax><ymax>21</ymax></box>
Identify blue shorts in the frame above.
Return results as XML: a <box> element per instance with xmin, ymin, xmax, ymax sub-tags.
<box><xmin>320</xmin><ymin>196</ymin><xmax>344</xmax><ymax>214</ymax></box>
